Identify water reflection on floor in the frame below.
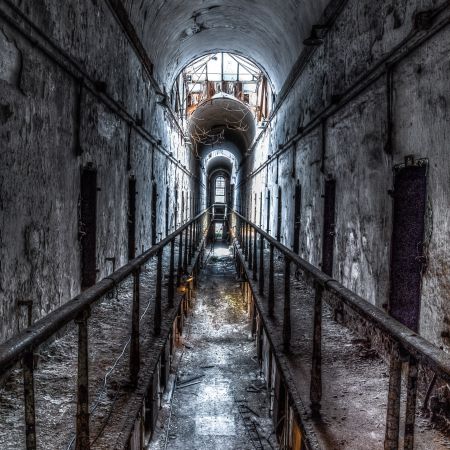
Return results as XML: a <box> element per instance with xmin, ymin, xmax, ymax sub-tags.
<box><xmin>149</xmin><ymin>242</ymin><xmax>278</xmax><ymax>450</ymax></box>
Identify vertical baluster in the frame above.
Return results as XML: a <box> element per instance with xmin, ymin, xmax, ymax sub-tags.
<box><xmin>283</xmin><ymin>256</ymin><xmax>291</xmax><ymax>351</ymax></box>
<box><xmin>154</xmin><ymin>249</ymin><xmax>163</xmax><ymax>336</ymax></box>
<box><xmin>183</xmin><ymin>227</ymin><xmax>189</xmax><ymax>270</ymax></box>
<box><xmin>188</xmin><ymin>223</ymin><xmax>193</xmax><ymax>265</ymax></box>
<box><xmin>75</xmin><ymin>308</ymin><xmax>90</xmax><ymax>450</ymax></box>
<box><xmin>310</xmin><ymin>280</ymin><xmax>323</xmax><ymax>418</ymax></box>
<box><xmin>23</xmin><ymin>350</ymin><xmax>36</xmax><ymax>450</ymax></box>
<box><xmin>258</xmin><ymin>234</ymin><xmax>264</xmax><ymax>295</ymax></box>
<box><xmin>268</xmin><ymin>243</ymin><xmax>275</xmax><ymax>317</ymax></box>
<box><xmin>252</xmin><ymin>228</ymin><xmax>258</xmax><ymax>281</ymax></box>
<box><xmin>177</xmin><ymin>230</ymin><xmax>183</xmax><ymax>285</ymax></box>
<box><xmin>384</xmin><ymin>345</ymin><xmax>403</xmax><ymax>450</ymax></box>
<box><xmin>404</xmin><ymin>356</ymin><xmax>418</xmax><ymax>450</ymax></box>
<box><xmin>244</xmin><ymin>223</ymin><xmax>249</xmax><ymax>261</ymax></box>
<box><xmin>248</xmin><ymin>225</ymin><xmax>253</xmax><ymax>269</ymax></box>
<box><xmin>130</xmin><ymin>269</ymin><xmax>140</xmax><ymax>386</ymax></box>
<box><xmin>168</xmin><ymin>239</ymin><xmax>175</xmax><ymax>308</ymax></box>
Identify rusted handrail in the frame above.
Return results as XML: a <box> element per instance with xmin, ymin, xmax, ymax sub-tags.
<box><xmin>0</xmin><ymin>208</ymin><xmax>210</xmax><ymax>373</ymax></box>
<box><xmin>231</xmin><ymin>209</ymin><xmax>450</xmax><ymax>382</ymax></box>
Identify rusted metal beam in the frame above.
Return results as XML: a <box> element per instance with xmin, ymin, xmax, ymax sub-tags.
<box><xmin>22</xmin><ymin>350</ymin><xmax>36</xmax><ymax>450</ymax></box>
<box><xmin>75</xmin><ymin>308</ymin><xmax>90</xmax><ymax>450</ymax></box>
<box><xmin>130</xmin><ymin>269</ymin><xmax>140</xmax><ymax>386</ymax></box>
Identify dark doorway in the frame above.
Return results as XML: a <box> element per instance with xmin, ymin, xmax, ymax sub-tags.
<box><xmin>293</xmin><ymin>181</ymin><xmax>302</xmax><ymax>254</ymax></box>
<box><xmin>276</xmin><ymin>187</ymin><xmax>282</xmax><ymax>242</ymax></box>
<box><xmin>128</xmin><ymin>177</ymin><xmax>136</xmax><ymax>260</ymax></box>
<box><xmin>322</xmin><ymin>179</ymin><xmax>336</xmax><ymax>277</ymax></box>
<box><xmin>80</xmin><ymin>166</ymin><xmax>97</xmax><ymax>289</ymax></box>
<box><xmin>151</xmin><ymin>182</ymin><xmax>158</xmax><ymax>245</ymax></box>
<box><xmin>389</xmin><ymin>164</ymin><xmax>427</xmax><ymax>332</ymax></box>
<box><xmin>165</xmin><ymin>187</ymin><xmax>170</xmax><ymax>237</ymax></box>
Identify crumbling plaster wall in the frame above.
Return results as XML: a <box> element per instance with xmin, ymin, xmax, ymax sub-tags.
<box><xmin>245</xmin><ymin>0</ymin><xmax>450</xmax><ymax>349</ymax></box>
<box><xmin>0</xmin><ymin>0</ymin><xmax>198</xmax><ymax>343</ymax></box>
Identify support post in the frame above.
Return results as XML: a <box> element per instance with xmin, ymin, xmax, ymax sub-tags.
<box><xmin>130</xmin><ymin>269</ymin><xmax>140</xmax><ymax>386</ymax></box>
<box><xmin>259</xmin><ymin>234</ymin><xmax>264</xmax><ymax>295</ymax></box>
<box><xmin>252</xmin><ymin>228</ymin><xmax>258</xmax><ymax>281</ymax></box>
<box><xmin>404</xmin><ymin>356</ymin><xmax>418</xmax><ymax>450</ymax></box>
<box><xmin>188</xmin><ymin>223</ymin><xmax>193</xmax><ymax>265</ymax></box>
<box><xmin>168</xmin><ymin>239</ymin><xmax>175</xmax><ymax>308</ymax></box>
<box><xmin>23</xmin><ymin>350</ymin><xmax>36</xmax><ymax>450</ymax></box>
<box><xmin>310</xmin><ymin>280</ymin><xmax>323</xmax><ymax>418</ymax></box>
<box><xmin>183</xmin><ymin>227</ymin><xmax>189</xmax><ymax>270</ymax></box>
<box><xmin>283</xmin><ymin>256</ymin><xmax>291</xmax><ymax>351</ymax></box>
<box><xmin>268</xmin><ymin>243</ymin><xmax>275</xmax><ymax>317</ymax></box>
<box><xmin>244</xmin><ymin>223</ymin><xmax>249</xmax><ymax>261</ymax></box>
<box><xmin>177</xmin><ymin>231</ymin><xmax>183</xmax><ymax>285</ymax></box>
<box><xmin>248</xmin><ymin>225</ymin><xmax>253</xmax><ymax>269</ymax></box>
<box><xmin>75</xmin><ymin>308</ymin><xmax>90</xmax><ymax>450</ymax></box>
<box><xmin>154</xmin><ymin>249</ymin><xmax>163</xmax><ymax>336</ymax></box>
<box><xmin>384</xmin><ymin>346</ymin><xmax>403</xmax><ymax>450</ymax></box>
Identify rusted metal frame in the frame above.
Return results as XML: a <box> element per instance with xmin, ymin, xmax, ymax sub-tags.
<box><xmin>258</xmin><ymin>233</ymin><xmax>264</xmax><ymax>295</ymax></box>
<box><xmin>22</xmin><ymin>350</ymin><xmax>36</xmax><ymax>450</ymax></box>
<box><xmin>384</xmin><ymin>345</ymin><xmax>403</xmax><ymax>450</ymax></box>
<box><xmin>404</xmin><ymin>356</ymin><xmax>418</xmax><ymax>450</ymax></box>
<box><xmin>310</xmin><ymin>280</ymin><xmax>324</xmax><ymax>418</ymax></box>
<box><xmin>268</xmin><ymin>243</ymin><xmax>275</xmax><ymax>317</ymax></box>
<box><xmin>252</xmin><ymin>227</ymin><xmax>258</xmax><ymax>281</ymax></box>
<box><xmin>0</xmin><ymin>209</ymin><xmax>210</xmax><ymax>375</ymax></box>
<box><xmin>130</xmin><ymin>268</ymin><xmax>141</xmax><ymax>386</ymax></box>
<box><xmin>168</xmin><ymin>239</ymin><xmax>175</xmax><ymax>308</ymax></box>
<box><xmin>283</xmin><ymin>256</ymin><xmax>291</xmax><ymax>351</ymax></box>
<box><xmin>75</xmin><ymin>307</ymin><xmax>90</xmax><ymax>450</ymax></box>
<box><xmin>154</xmin><ymin>248</ymin><xmax>163</xmax><ymax>336</ymax></box>
<box><xmin>231</xmin><ymin>210</ymin><xmax>450</xmax><ymax>383</ymax></box>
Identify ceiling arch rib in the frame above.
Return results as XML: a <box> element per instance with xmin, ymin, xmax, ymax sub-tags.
<box><xmin>123</xmin><ymin>0</ymin><xmax>330</xmax><ymax>91</ymax></box>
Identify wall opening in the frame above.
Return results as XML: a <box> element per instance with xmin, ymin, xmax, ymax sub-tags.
<box><xmin>80</xmin><ymin>166</ymin><xmax>97</xmax><ymax>289</ymax></box>
<box><xmin>389</xmin><ymin>163</ymin><xmax>427</xmax><ymax>332</ymax></box>
<box><xmin>322</xmin><ymin>179</ymin><xmax>336</xmax><ymax>277</ymax></box>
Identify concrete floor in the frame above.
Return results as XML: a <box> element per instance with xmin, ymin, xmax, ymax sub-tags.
<box><xmin>150</xmin><ymin>242</ymin><xmax>278</xmax><ymax>450</ymax></box>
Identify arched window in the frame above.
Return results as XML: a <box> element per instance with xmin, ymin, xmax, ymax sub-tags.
<box><xmin>215</xmin><ymin>176</ymin><xmax>226</xmax><ymax>203</ymax></box>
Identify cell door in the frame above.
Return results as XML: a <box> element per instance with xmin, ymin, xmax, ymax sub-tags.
<box><xmin>322</xmin><ymin>179</ymin><xmax>336</xmax><ymax>277</ymax></box>
<box><xmin>128</xmin><ymin>177</ymin><xmax>136</xmax><ymax>260</ymax></box>
<box><xmin>151</xmin><ymin>183</ymin><xmax>158</xmax><ymax>245</ymax></box>
<box><xmin>80</xmin><ymin>167</ymin><xmax>97</xmax><ymax>289</ymax></box>
<box><xmin>293</xmin><ymin>181</ymin><xmax>302</xmax><ymax>254</ymax></box>
<box><xmin>389</xmin><ymin>164</ymin><xmax>427</xmax><ymax>332</ymax></box>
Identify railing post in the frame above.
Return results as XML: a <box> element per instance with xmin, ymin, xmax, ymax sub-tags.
<box><xmin>248</xmin><ymin>225</ymin><xmax>253</xmax><ymax>269</ymax></box>
<box><xmin>384</xmin><ymin>345</ymin><xmax>403</xmax><ymax>450</ymax></box>
<box><xmin>183</xmin><ymin>227</ymin><xmax>189</xmax><ymax>270</ymax></box>
<box><xmin>75</xmin><ymin>307</ymin><xmax>90</xmax><ymax>450</ymax></box>
<box><xmin>177</xmin><ymin>230</ymin><xmax>183</xmax><ymax>285</ymax></box>
<box><xmin>258</xmin><ymin>234</ymin><xmax>264</xmax><ymax>295</ymax></box>
<box><xmin>154</xmin><ymin>248</ymin><xmax>162</xmax><ymax>336</ymax></box>
<box><xmin>252</xmin><ymin>228</ymin><xmax>258</xmax><ymax>281</ymax></box>
<box><xmin>404</xmin><ymin>356</ymin><xmax>418</xmax><ymax>450</ymax></box>
<box><xmin>310</xmin><ymin>280</ymin><xmax>323</xmax><ymax>418</ymax></box>
<box><xmin>23</xmin><ymin>350</ymin><xmax>36</xmax><ymax>450</ymax></box>
<box><xmin>283</xmin><ymin>256</ymin><xmax>291</xmax><ymax>351</ymax></box>
<box><xmin>244</xmin><ymin>223</ymin><xmax>249</xmax><ymax>261</ymax></box>
<box><xmin>130</xmin><ymin>269</ymin><xmax>140</xmax><ymax>386</ymax></box>
<box><xmin>188</xmin><ymin>223</ymin><xmax>193</xmax><ymax>265</ymax></box>
<box><xmin>168</xmin><ymin>239</ymin><xmax>175</xmax><ymax>308</ymax></box>
<box><xmin>268</xmin><ymin>243</ymin><xmax>275</xmax><ymax>317</ymax></box>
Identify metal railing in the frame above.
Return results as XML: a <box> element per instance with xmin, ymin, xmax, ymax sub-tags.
<box><xmin>0</xmin><ymin>208</ymin><xmax>211</xmax><ymax>450</ymax></box>
<box><xmin>231</xmin><ymin>209</ymin><xmax>450</xmax><ymax>450</ymax></box>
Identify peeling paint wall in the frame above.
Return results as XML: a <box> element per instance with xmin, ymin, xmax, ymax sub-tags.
<box><xmin>0</xmin><ymin>1</ymin><xmax>198</xmax><ymax>343</ymax></box>
<box><xmin>245</xmin><ymin>0</ymin><xmax>450</xmax><ymax>349</ymax></box>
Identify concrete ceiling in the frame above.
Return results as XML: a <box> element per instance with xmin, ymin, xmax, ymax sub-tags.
<box><xmin>123</xmin><ymin>0</ymin><xmax>330</xmax><ymax>91</ymax></box>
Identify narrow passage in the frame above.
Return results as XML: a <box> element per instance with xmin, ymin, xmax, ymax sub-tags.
<box><xmin>150</xmin><ymin>242</ymin><xmax>278</xmax><ymax>450</ymax></box>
